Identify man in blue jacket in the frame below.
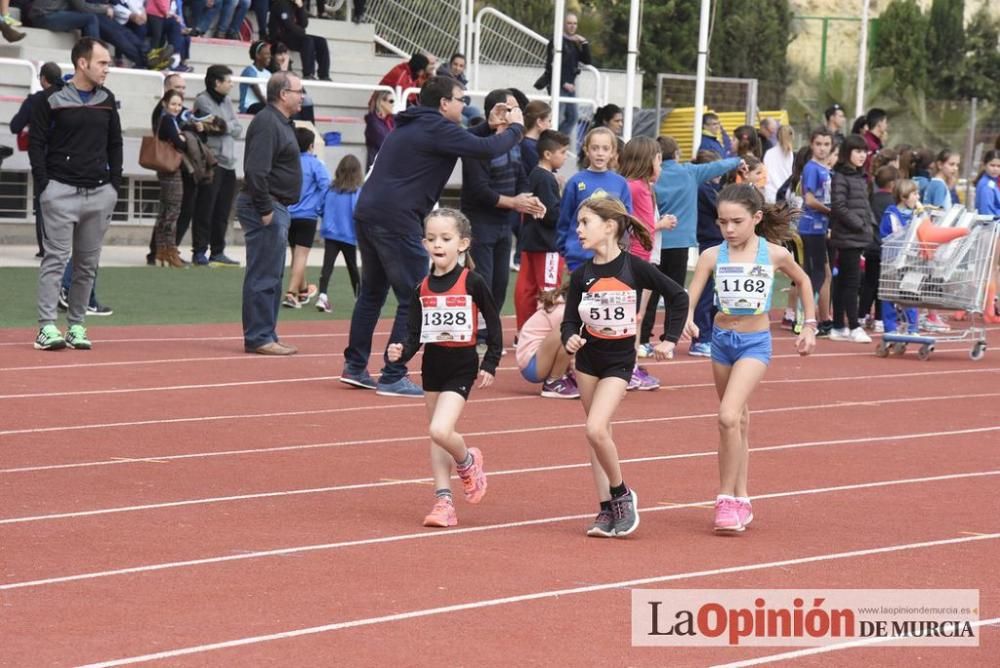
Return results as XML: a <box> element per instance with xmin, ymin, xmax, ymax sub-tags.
<box><xmin>340</xmin><ymin>76</ymin><xmax>526</xmax><ymax>398</ymax></box>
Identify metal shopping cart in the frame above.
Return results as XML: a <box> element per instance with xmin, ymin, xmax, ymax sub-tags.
<box><xmin>876</xmin><ymin>208</ymin><xmax>999</xmax><ymax>361</ymax></box>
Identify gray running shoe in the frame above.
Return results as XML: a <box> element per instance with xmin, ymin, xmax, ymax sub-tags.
<box><xmin>610</xmin><ymin>489</ymin><xmax>640</xmax><ymax>537</ymax></box>
<box><xmin>586</xmin><ymin>509</ymin><xmax>615</xmax><ymax>538</ymax></box>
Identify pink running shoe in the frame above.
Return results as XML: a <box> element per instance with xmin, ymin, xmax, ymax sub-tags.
<box><xmin>423</xmin><ymin>496</ymin><xmax>457</xmax><ymax>527</ymax></box>
<box><xmin>736</xmin><ymin>499</ymin><xmax>753</xmax><ymax>528</ymax></box>
<box><xmin>457</xmin><ymin>447</ymin><xmax>487</xmax><ymax>503</ymax></box>
<box><xmin>713</xmin><ymin>497</ymin><xmax>745</xmax><ymax>532</ymax></box>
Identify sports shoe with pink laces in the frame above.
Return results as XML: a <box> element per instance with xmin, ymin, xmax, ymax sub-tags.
<box><xmin>736</xmin><ymin>499</ymin><xmax>753</xmax><ymax>528</ymax></box>
<box><xmin>713</xmin><ymin>496</ymin><xmax>745</xmax><ymax>532</ymax></box>
<box><xmin>423</xmin><ymin>496</ymin><xmax>457</xmax><ymax>527</ymax></box>
<box><xmin>457</xmin><ymin>447</ymin><xmax>487</xmax><ymax>503</ymax></box>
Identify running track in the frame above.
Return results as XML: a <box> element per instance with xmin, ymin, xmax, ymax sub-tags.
<box><xmin>1</xmin><ymin>317</ymin><xmax>998</xmax><ymax>666</ymax></box>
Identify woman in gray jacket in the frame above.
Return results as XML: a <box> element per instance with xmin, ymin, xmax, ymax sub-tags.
<box><xmin>829</xmin><ymin>133</ymin><xmax>877</xmax><ymax>344</ymax></box>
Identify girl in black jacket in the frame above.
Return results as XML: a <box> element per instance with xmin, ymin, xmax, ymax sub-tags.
<box><xmin>829</xmin><ymin>134</ymin><xmax>876</xmax><ymax>343</ymax></box>
<box><xmin>268</xmin><ymin>0</ymin><xmax>330</xmax><ymax>80</ymax></box>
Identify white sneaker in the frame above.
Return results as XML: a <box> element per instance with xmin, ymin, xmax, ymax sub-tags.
<box><xmin>828</xmin><ymin>327</ymin><xmax>850</xmax><ymax>341</ymax></box>
<box><xmin>316</xmin><ymin>293</ymin><xmax>331</xmax><ymax>313</ymax></box>
<box><xmin>872</xmin><ymin>320</ymin><xmax>884</xmax><ymax>333</ymax></box>
<box><xmin>848</xmin><ymin>327</ymin><xmax>872</xmax><ymax>343</ymax></box>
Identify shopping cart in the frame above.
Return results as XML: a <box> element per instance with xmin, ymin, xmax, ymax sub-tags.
<box><xmin>876</xmin><ymin>208</ymin><xmax>999</xmax><ymax>361</ymax></box>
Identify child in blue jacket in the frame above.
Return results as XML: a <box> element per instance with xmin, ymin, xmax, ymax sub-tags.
<box><xmin>879</xmin><ymin>179</ymin><xmax>920</xmax><ymax>333</ymax></box>
<box><xmin>317</xmin><ymin>154</ymin><xmax>364</xmax><ymax>313</ymax></box>
<box><xmin>285</xmin><ymin>128</ymin><xmax>331</xmax><ymax>308</ymax></box>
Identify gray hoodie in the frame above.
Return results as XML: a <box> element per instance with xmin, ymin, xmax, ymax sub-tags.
<box><xmin>193</xmin><ymin>90</ymin><xmax>242</xmax><ymax>171</ymax></box>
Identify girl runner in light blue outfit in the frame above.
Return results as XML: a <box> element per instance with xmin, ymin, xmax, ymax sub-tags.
<box><xmin>684</xmin><ymin>184</ymin><xmax>817</xmax><ymax>534</ymax></box>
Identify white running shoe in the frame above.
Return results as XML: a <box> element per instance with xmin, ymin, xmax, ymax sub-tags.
<box><xmin>848</xmin><ymin>327</ymin><xmax>872</xmax><ymax>343</ymax></box>
<box><xmin>828</xmin><ymin>327</ymin><xmax>850</xmax><ymax>341</ymax></box>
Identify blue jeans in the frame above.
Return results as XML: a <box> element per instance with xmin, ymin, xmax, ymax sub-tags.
<box><xmin>196</xmin><ymin>0</ymin><xmax>248</xmax><ymax>34</ymax></box>
<box><xmin>344</xmin><ymin>222</ymin><xmax>428</xmax><ymax>383</ymax></box>
<box><xmin>61</xmin><ymin>263</ymin><xmax>99</xmax><ymax>309</ymax></box>
<box><xmin>237</xmin><ymin>195</ymin><xmax>290</xmax><ymax>349</ymax></box>
<box><xmin>557</xmin><ymin>87</ymin><xmax>578</xmax><ymax>138</ymax></box>
<box><xmin>96</xmin><ymin>14</ymin><xmax>146</xmax><ymax>67</ymax></box>
<box><xmin>33</xmin><ymin>11</ymin><xmax>100</xmax><ymax>38</ymax></box>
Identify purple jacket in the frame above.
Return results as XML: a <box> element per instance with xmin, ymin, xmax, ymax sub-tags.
<box><xmin>364</xmin><ymin>111</ymin><xmax>395</xmax><ymax>170</ymax></box>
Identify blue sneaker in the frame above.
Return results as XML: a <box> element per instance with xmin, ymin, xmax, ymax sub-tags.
<box><xmin>192</xmin><ymin>252</ymin><xmax>209</xmax><ymax>266</ymax></box>
<box><xmin>339</xmin><ymin>369</ymin><xmax>377</xmax><ymax>390</ymax></box>
<box><xmin>375</xmin><ymin>376</ymin><xmax>424</xmax><ymax>397</ymax></box>
<box><xmin>689</xmin><ymin>342</ymin><xmax>712</xmax><ymax>358</ymax></box>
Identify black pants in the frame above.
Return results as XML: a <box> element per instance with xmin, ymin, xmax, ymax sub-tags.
<box><xmin>469</xmin><ymin>228</ymin><xmax>512</xmax><ymax>340</ymax></box>
<box><xmin>319</xmin><ymin>239</ymin><xmax>360</xmax><ymax>296</ymax></box>
<box><xmin>281</xmin><ymin>30</ymin><xmax>330</xmax><ymax>79</ymax></box>
<box><xmin>640</xmin><ymin>247</ymin><xmax>689</xmax><ymax>343</ymax></box>
<box><xmin>148</xmin><ymin>170</ymin><xmax>197</xmax><ymax>261</ymax></box>
<box><xmin>34</xmin><ymin>192</ymin><xmax>44</xmax><ymax>256</ymax></box>
<box><xmin>193</xmin><ymin>166</ymin><xmax>236</xmax><ymax>258</ymax></box>
<box><xmin>833</xmin><ymin>247</ymin><xmax>864</xmax><ymax>330</ymax></box>
<box><xmin>858</xmin><ymin>251</ymin><xmax>882</xmax><ymax>320</ymax></box>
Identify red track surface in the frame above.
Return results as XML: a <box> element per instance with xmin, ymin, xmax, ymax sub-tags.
<box><xmin>1</xmin><ymin>318</ymin><xmax>998</xmax><ymax>667</ymax></box>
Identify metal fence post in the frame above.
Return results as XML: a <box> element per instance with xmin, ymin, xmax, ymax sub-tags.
<box><xmin>964</xmin><ymin>97</ymin><xmax>978</xmax><ymax>207</ymax></box>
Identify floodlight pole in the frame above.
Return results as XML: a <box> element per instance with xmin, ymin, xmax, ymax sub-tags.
<box><xmin>549</xmin><ymin>0</ymin><xmax>566</xmax><ymax>134</ymax></box>
<box><xmin>855</xmin><ymin>0</ymin><xmax>871</xmax><ymax>120</ymax></box>
<box><xmin>623</xmin><ymin>0</ymin><xmax>641</xmax><ymax>140</ymax></box>
<box><xmin>692</xmin><ymin>0</ymin><xmax>711</xmax><ymax>158</ymax></box>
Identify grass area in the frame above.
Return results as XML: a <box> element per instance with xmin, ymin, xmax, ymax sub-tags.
<box><xmin>0</xmin><ymin>266</ymin><xmax>792</xmax><ymax>329</ymax></box>
<box><xmin>0</xmin><ymin>266</ymin><xmax>378</xmax><ymax>328</ymax></box>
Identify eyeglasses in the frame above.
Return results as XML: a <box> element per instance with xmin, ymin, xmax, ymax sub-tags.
<box><xmin>448</xmin><ymin>96</ymin><xmax>466</xmax><ymax>104</ymax></box>
<box><xmin>284</xmin><ymin>88</ymin><xmax>305</xmax><ymax>95</ymax></box>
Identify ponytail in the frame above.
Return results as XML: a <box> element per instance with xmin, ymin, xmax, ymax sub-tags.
<box><xmin>577</xmin><ymin>195</ymin><xmax>653</xmax><ymax>251</ymax></box>
<box><xmin>717</xmin><ymin>183</ymin><xmax>798</xmax><ymax>244</ymax></box>
<box><xmin>538</xmin><ymin>283</ymin><xmax>568</xmax><ymax>312</ymax></box>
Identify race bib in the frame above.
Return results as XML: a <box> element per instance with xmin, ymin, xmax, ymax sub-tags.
<box><xmin>715</xmin><ymin>262</ymin><xmax>773</xmax><ymax>315</ymax></box>
<box><xmin>580</xmin><ymin>289</ymin><xmax>637</xmax><ymax>339</ymax></box>
<box><xmin>419</xmin><ymin>295</ymin><xmax>474</xmax><ymax>343</ymax></box>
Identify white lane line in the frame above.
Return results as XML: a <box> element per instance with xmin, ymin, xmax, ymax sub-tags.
<box><xmin>0</xmin><ymin>376</ymin><xmax>342</xmax><ymax>400</ymax></box>
<box><xmin>3</xmin><ymin>376</ymin><xmax>996</xmax><ymax>438</ymax></box>
<box><xmin>1</xmin><ymin>343</ymin><xmax>973</xmax><ymax>374</ymax></box>
<box><xmin>0</xmin><ymin>423</ymin><xmax>1000</xmax><ymax>526</ymax></box>
<box><xmin>5</xmin><ymin>470</ymin><xmax>999</xmax><ymax>591</ymax></box>
<box><xmin>74</xmin><ymin>531</ymin><xmax>1000</xmax><ymax>667</ymax></box>
<box><xmin>1</xmin><ymin>365</ymin><xmax>995</xmax><ymax>402</ymax></box>
<box><xmin>710</xmin><ymin>617</ymin><xmax>1000</xmax><ymax>667</ymax></box>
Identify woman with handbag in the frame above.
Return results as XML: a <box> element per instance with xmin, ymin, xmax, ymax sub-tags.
<box><xmin>150</xmin><ymin>90</ymin><xmax>188</xmax><ymax>268</ymax></box>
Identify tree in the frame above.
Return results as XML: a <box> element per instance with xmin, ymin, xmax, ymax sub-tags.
<box><xmin>925</xmin><ymin>0</ymin><xmax>965</xmax><ymax>99</ymax></box>
<box><xmin>871</xmin><ymin>0</ymin><xmax>929</xmax><ymax>95</ymax></box>
<box><xmin>708</xmin><ymin>0</ymin><xmax>793</xmax><ymax>109</ymax></box>
<box><xmin>958</xmin><ymin>4</ymin><xmax>1000</xmax><ymax>103</ymax></box>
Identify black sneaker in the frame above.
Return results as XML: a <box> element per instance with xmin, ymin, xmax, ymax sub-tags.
<box><xmin>610</xmin><ymin>489</ymin><xmax>640</xmax><ymax>537</ymax></box>
<box><xmin>816</xmin><ymin>320</ymin><xmax>834</xmax><ymax>338</ymax></box>
<box><xmin>87</xmin><ymin>303</ymin><xmax>113</xmax><ymax>317</ymax></box>
<box><xmin>57</xmin><ymin>287</ymin><xmax>69</xmax><ymax>312</ymax></box>
<box><xmin>586</xmin><ymin>509</ymin><xmax>615</xmax><ymax>537</ymax></box>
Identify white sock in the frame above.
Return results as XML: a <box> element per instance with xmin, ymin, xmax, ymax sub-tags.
<box><xmin>716</xmin><ymin>494</ymin><xmax>735</xmax><ymax>502</ymax></box>
<box><xmin>736</xmin><ymin>496</ymin><xmax>750</xmax><ymax>504</ymax></box>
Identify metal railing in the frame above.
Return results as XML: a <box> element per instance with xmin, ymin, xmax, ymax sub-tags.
<box><xmin>365</xmin><ymin>0</ymin><xmax>464</xmax><ymax>60</ymax></box>
<box><xmin>0</xmin><ymin>57</ymin><xmax>39</xmax><ymax>93</ymax></box>
<box><xmin>471</xmin><ymin>8</ymin><xmax>603</xmax><ymax>106</ymax></box>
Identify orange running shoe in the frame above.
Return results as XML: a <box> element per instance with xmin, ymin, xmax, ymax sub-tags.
<box><xmin>456</xmin><ymin>447</ymin><xmax>487</xmax><ymax>503</ymax></box>
<box><xmin>423</xmin><ymin>496</ymin><xmax>457</xmax><ymax>527</ymax></box>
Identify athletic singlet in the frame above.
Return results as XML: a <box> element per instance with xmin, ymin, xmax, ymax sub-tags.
<box><xmin>714</xmin><ymin>236</ymin><xmax>774</xmax><ymax>316</ymax></box>
<box><xmin>418</xmin><ymin>267</ymin><xmax>478</xmax><ymax>347</ymax></box>
<box><xmin>578</xmin><ymin>256</ymin><xmax>638</xmax><ymax>340</ymax></box>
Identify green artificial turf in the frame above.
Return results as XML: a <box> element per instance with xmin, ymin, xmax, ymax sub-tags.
<box><xmin>0</xmin><ymin>266</ymin><xmax>792</xmax><ymax>329</ymax></box>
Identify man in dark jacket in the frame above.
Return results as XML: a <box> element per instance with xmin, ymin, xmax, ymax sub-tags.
<box><xmin>11</xmin><ymin>61</ymin><xmax>63</xmax><ymax>259</ymax></box>
<box><xmin>540</xmin><ymin>12</ymin><xmax>591</xmax><ymax>137</ymax></box>
<box><xmin>462</xmin><ymin>88</ymin><xmax>545</xmax><ymax>343</ymax></box>
<box><xmin>340</xmin><ymin>76</ymin><xmax>525</xmax><ymax>397</ymax></box>
<box><xmin>29</xmin><ymin>38</ymin><xmax>122</xmax><ymax>351</ymax></box>
<box><xmin>235</xmin><ymin>72</ymin><xmax>303</xmax><ymax>356</ymax></box>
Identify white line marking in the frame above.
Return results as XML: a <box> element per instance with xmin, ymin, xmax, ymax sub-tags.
<box><xmin>710</xmin><ymin>617</ymin><xmax>1000</xmax><ymax>667</ymax></box>
<box><xmin>1</xmin><ymin>344</ymin><xmax>974</xmax><ymax>374</ymax></box>
<box><xmin>8</xmin><ymin>416</ymin><xmax>998</xmax><ymax>476</ymax></box>
<box><xmin>4</xmin><ymin>470</ymin><xmax>998</xmax><ymax>590</ymax></box>
<box><xmin>74</xmin><ymin>532</ymin><xmax>1000</xmax><ymax>667</ymax></box>
<box><xmin>1</xmin><ymin>365</ymin><xmax>994</xmax><ymax>401</ymax></box>
<box><xmin>3</xmin><ymin>382</ymin><xmax>997</xmax><ymax>438</ymax></box>
<box><xmin>8</xmin><ymin>422</ymin><xmax>995</xmax><ymax>521</ymax></box>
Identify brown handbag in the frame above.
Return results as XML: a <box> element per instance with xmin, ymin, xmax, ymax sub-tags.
<box><xmin>139</xmin><ymin>116</ymin><xmax>183</xmax><ymax>173</ymax></box>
